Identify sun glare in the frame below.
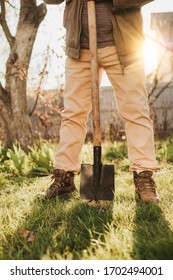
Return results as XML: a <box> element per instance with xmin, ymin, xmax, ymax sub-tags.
<box><xmin>101</xmin><ymin>37</ymin><xmax>159</xmax><ymax>86</ymax></box>
<box><xmin>143</xmin><ymin>35</ymin><xmax>158</xmax><ymax>75</ymax></box>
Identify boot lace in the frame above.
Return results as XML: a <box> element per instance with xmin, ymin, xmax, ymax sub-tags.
<box><xmin>137</xmin><ymin>176</ymin><xmax>156</xmax><ymax>193</ymax></box>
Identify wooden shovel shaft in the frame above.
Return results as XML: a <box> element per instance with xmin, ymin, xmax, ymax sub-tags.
<box><xmin>87</xmin><ymin>0</ymin><xmax>101</xmax><ymax>147</ymax></box>
<box><xmin>80</xmin><ymin>1</ymin><xmax>115</xmax><ymax>201</ymax></box>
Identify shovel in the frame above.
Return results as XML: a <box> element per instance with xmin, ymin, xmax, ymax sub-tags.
<box><xmin>80</xmin><ymin>0</ymin><xmax>115</xmax><ymax>201</ymax></box>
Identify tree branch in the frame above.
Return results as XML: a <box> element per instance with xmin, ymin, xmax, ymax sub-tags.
<box><xmin>145</xmin><ymin>34</ymin><xmax>173</xmax><ymax>53</ymax></box>
<box><xmin>0</xmin><ymin>0</ymin><xmax>15</xmax><ymax>47</ymax></box>
<box><xmin>149</xmin><ymin>79</ymin><xmax>173</xmax><ymax>106</ymax></box>
<box><xmin>37</xmin><ymin>2</ymin><xmax>47</xmax><ymax>25</ymax></box>
<box><xmin>5</xmin><ymin>0</ymin><xmax>15</xmax><ymax>9</ymax></box>
<box><xmin>148</xmin><ymin>50</ymin><xmax>167</xmax><ymax>99</ymax></box>
<box><xmin>19</xmin><ymin>1</ymin><xmax>46</xmax><ymax>28</ymax></box>
<box><xmin>20</xmin><ymin>0</ymin><xmax>37</xmax><ymax>9</ymax></box>
<box><xmin>29</xmin><ymin>46</ymin><xmax>49</xmax><ymax>116</ymax></box>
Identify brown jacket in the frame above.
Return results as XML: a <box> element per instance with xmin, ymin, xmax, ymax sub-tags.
<box><xmin>54</xmin><ymin>0</ymin><xmax>147</xmax><ymax>66</ymax></box>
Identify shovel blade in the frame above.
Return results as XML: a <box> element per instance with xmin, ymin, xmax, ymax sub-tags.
<box><xmin>80</xmin><ymin>164</ymin><xmax>115</xmax><ymax>201</ymax></box>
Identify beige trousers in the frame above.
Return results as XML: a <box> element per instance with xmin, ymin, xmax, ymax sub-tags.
<box><xmin>54</xmin><ymin>46</ymin><xmax>157</xmax><ymax>173</ymax></box>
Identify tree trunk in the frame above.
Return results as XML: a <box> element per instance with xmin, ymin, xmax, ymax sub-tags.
<box><xmin>0</xmin><ymin>1</ymin><xmax>47</xmax><ymax>151</ymax></box>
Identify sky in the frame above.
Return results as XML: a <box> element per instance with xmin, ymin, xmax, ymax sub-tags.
<box><xmin>142</xmin><ymin>0</ymin><xmax>173</xmax><ymax>34</ymax></box>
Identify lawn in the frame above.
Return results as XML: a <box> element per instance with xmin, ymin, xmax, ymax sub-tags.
<box><xmin>0</xmin><ymin>140</ymin><xmax>173</xmax><ymax>260</ymax></box>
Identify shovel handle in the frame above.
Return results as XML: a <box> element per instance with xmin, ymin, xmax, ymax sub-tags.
<box><xmin>87</xmin><ymin>0</ymin><xmax>101</xmax><ymax>147</ymax></box>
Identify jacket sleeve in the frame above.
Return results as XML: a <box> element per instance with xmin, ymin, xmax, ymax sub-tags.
<box><xmin>112</xmin><ymin>0</ymin><xmax>154</xmax><ymax>13</ymax></box>
<box><xmin>43</xmin><ymin>0</ymin><xmax>65</xmax><ymax>5</ymax></box>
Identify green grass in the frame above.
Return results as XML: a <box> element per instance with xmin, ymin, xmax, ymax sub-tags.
<box><xmin>0</xmin><ymin>141</ymin><xmax>173</xmax><ymax>260</ymax></box>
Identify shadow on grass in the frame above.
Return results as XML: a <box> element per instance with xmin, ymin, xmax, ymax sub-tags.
<box><xmin>1</xmin><ymin>195</ymin><xmax>113</xmax><ymax>260</ymax></box>
<box><xmin>133</xmin><ymin>201</ymin><xmax>173</xmax><ymax>260</ymax></box>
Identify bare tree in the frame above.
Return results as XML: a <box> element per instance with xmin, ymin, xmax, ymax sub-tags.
<box><xmin>145</xmin><ymin>35</ymin><xmax>173</xmax><ymax>133</ymax></box>
<box><xmin>0</xmin><ymin>0</ymin><xmax>47</xmax><ymax>150</ymax></box>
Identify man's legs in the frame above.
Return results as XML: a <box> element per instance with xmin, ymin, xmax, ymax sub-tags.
<box><xmin>97</xmin><ymin>46</ymin><xmax>159</xmax><ymax>202</ymax></box>
<box><xmin>98</xmin><ymin>46</ymin><xmax>157</xmax><ymax>171</ymax></box>
<box><xmin>54</xmin><ymin>50</ymin><xmax>93</xmax><ymax>174</ymax></box>
<box><xmin>45</xmin><ymin>49</ymin><xmax>93</xmax><ymax>198</ymax></box>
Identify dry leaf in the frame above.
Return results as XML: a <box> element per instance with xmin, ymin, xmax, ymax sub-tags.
<box><xmin>27</xmin><ymin>231</ymin><xmax>35</xmax><ymax>243</ymax></box>
<box><xmin>18</xmin><ymin>227</ymin><xmax>35</xmax><ymax>243</ymax></box>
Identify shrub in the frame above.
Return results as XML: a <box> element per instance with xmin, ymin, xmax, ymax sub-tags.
<box><xmin>6</xmin><ymin>143</ymin><xmax>28</xmax><ymax>174</ymax></box>
<box><xmin>156</xmin><ymin>137</ymin><xmax>173</xmax><ymax>162</ymax></box>
<box><xmin>29</xmin><ymin>142</ymin><xmax>55</xmax><ymax>175</ymax></box>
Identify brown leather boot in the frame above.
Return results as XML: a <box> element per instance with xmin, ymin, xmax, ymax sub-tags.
<box><xmin>133</xmin><ymin>171</ymin><xmax>160</xmax><ymax>203</ymax></box>
<box><xmin>45</xmin><ymin>169</ymin><xmax>77</xmax><ymax>199</ymax></box>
